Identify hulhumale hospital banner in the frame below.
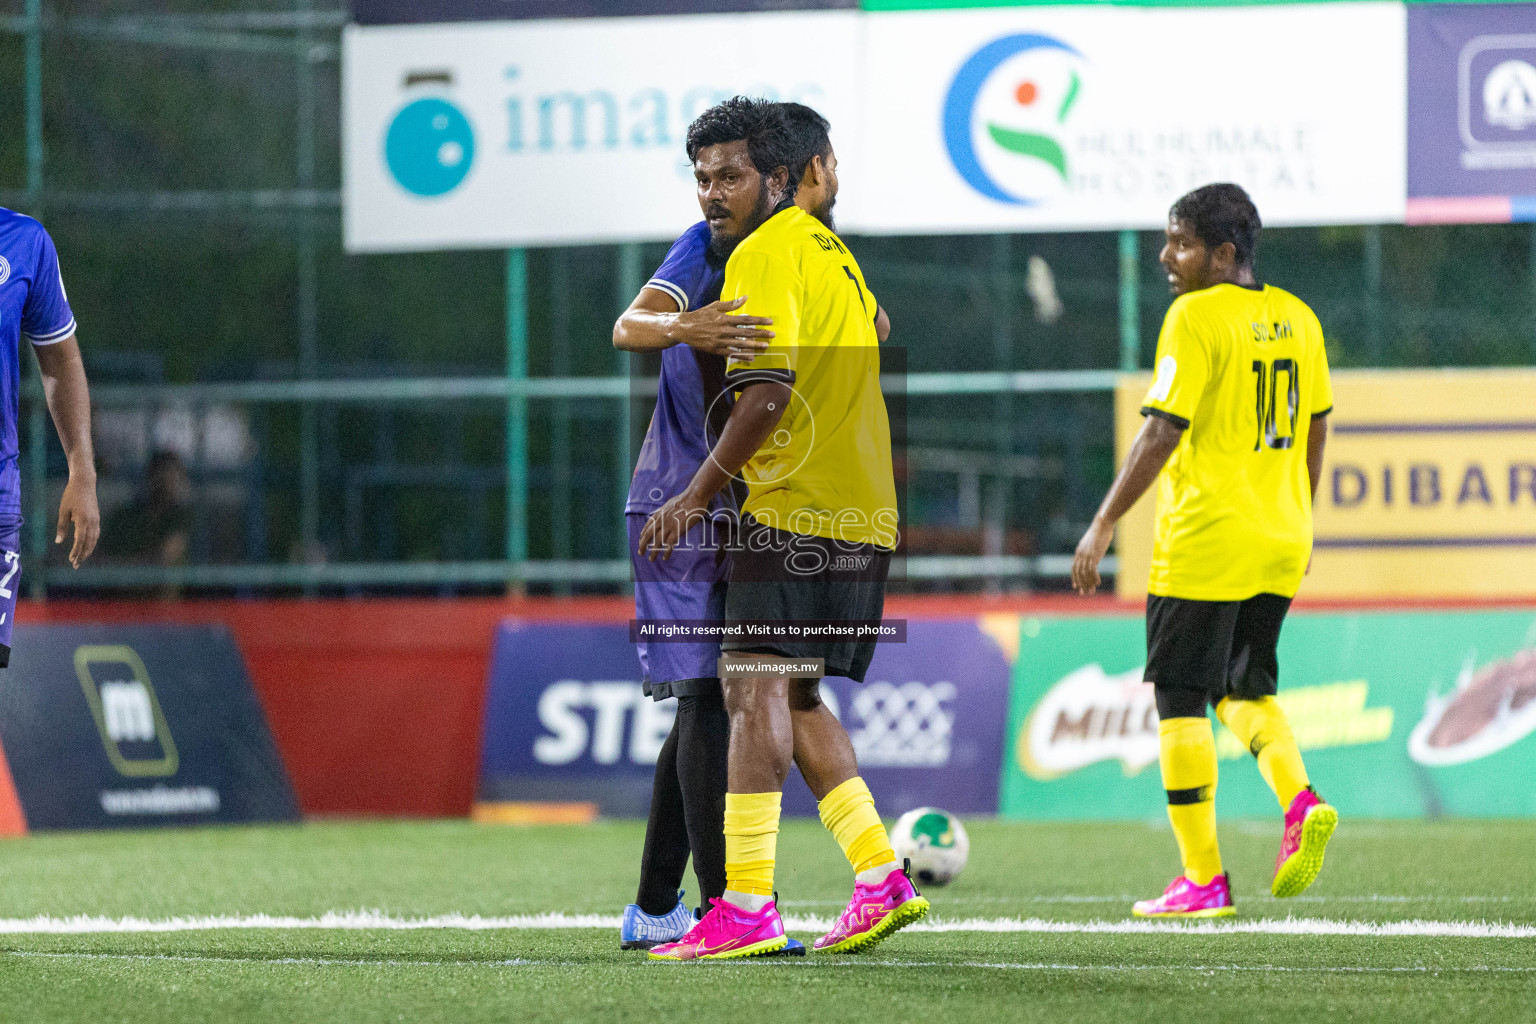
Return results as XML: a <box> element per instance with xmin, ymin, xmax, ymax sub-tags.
<box><xmin>998</xmin><ymin>609</ymin><xmax>1536</xmax><ymax>820</ymax></box>
<box><xmin>858</xmin><ymin>3</ymin><xmax>1404</xmax><ymax>235</ymax></box>
<box><xmin>476</xmin><ymin>616</ymin><xmax>1012</xmax><ymax>817</ymax></box>
<box><xmin>1116</xmin><ymin>368</ymin><xmax>1536</xmax><ymax>601</ymax></box>
<box><xmin>342</xmin><ymin>3</ymin><xmax>1407</xmax><ymax>251</ymax></box>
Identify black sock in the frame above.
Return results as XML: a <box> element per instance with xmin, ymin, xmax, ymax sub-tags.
<box><xmin>635</xmin><ymin>714</ymin><xmax>689</xmax><ymax>916</ymax></box>
<box><xmin>676</xmin><ymin>691</ymin><xmax>729</xmax><ymax>907</ymax></box>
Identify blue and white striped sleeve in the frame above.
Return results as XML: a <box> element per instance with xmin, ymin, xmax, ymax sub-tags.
<box><xmin>642</xmin><ymin>223</ymin><xmax>711</xmax><ymax>313</ymax></box>
<box><xmin>21</xmin><ymin>227</ymin><xmax>76</xmax><ymax>346</ymax></box>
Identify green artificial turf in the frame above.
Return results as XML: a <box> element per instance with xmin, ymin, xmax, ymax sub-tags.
<box><xmin>0</xmin><ymin>818</ymin><xmax>1530</xmax><ymax>1023</ymax></box>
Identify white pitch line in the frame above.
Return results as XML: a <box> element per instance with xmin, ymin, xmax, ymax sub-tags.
<box><xmin>10</xmin><ymin>952</ymin><xmax>1536</xmax><ymax>975</ymax></box>
<box><xmin>779</xmin><ymin>895</ymin><xmax>1530</xmax><ymax>908</ymax></box>
<box><xmin>0</xmin><ymin>912</ymin><xmax>1530</xmax><ymax>939</ymax></box>
<box><xmin>9</xmin><ymin>951</ymin><xmax>559</xmax><ymax>969</ymax></box>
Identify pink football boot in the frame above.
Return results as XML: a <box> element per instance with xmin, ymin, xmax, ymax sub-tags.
<box><xmin>1272</xmin><ymin>786</ymin><xmax>1338</xmax><ymax>898</ymax></box>
<box><xmin>1132</xmin><ymin>873</ymin><xmax>1236</xmax><ymax>918</ymax></box>
<box><xmin>648</xmin><ymin>897</ymin><xmax>788</xmax><ymax>961</ymax></box>
<box><xmin>813</xmin><ymin>863</ymin><xmax>930</xmax><ymax>954</ymax></box>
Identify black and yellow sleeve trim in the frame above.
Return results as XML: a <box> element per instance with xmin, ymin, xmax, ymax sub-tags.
<box><xmin>1311</xmin><ymin>406</ymin><xmax>1333</xmax><ymax>418</ymax></box>
<box><xmin>1141</xmin><ymin>406</ymin><xmax>1191</xmax><ymax>430</ymax></box>
<box><xmin>725</xmin><ymin>366</ymin><xmax>796</xmax><ymax>391</ymax></box>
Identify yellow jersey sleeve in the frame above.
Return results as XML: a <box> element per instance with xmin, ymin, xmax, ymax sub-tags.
<box><xmin>724</xmin><ymin>249</ymin><xmax>800</xmax><ymax>389</ymax></box>
<box><xmin>1309</xmin><ymin>320</ymin><xmax>1334</xmax><ymax>417</ymax></box>
<box><xmin>1142</xmin><ymin>301</ymin><xmax>1210</xmax><ymax>428</ymax></box>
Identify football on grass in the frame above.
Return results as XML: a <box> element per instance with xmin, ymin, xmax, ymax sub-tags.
<box><xmin>891</xmin><ymin>806</ymin><xmax>969</xmax><ymax>887</ymax></box>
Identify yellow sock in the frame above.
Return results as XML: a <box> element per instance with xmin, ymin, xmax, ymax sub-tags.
<box><xmin>818</xmin><ymin>777</ymin><xmax>896</xmax><ymax>875</ymax></box>
<box><xmin>1216</xmin><ymin>697</ymin><xmax>1309</xmax><ymax>810</ymax></box>
<box><xmin>1159</xmin><ymin>717</ymin><xmax>1222</xmax><ymax>886</ymax></box>
<box><xmin>724</xmin><ymin>791</ymin><xmax>781</xmax><ymax>896</ymax></box>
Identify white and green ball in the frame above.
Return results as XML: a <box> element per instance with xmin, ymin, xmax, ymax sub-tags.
<box><xmin>891</xmin><ymin>807</ymin><xmax>969</xmax><ymax>887</ymax></box>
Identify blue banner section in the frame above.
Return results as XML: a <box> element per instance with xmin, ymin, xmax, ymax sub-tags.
<box><xmin>478</xmin><ymin>618</ymin><xmax>1010</xmax><ymax>817</ymax></box>
<box><xmin>1409</xmin><ymin>3</ymin><xmax>1536</xmax><ymax>201</ymax></box>
<box><xmin>0</xmin><ymin>625</ymin><xmax>299</xmax><ymax>830</ymax></box>
<box><xmin>351</xmin><ymin>0</ymin><xmax>854</xmax><ymax>26</ymax></box>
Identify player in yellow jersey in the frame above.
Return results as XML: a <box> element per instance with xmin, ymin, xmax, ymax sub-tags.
<box><xmin>640</xmin><ymin>98</ymin><xmax>927</xmax><ymax>959</ymax></box>
<box><xmin>1073</xmin><ymin>184</ymin><xmax>1339</xmax><ymax>917</ymax></box>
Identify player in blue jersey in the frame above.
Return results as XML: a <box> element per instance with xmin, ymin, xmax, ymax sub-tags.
<box><xmin>0</xmin><ymin>209</ymin><xmax>101</xmax><ymax>658</ymax></box>
<box><xmin>611</xmin><ymin>99</ymin><xmax>884</xmax><ymax>951</ymax></box>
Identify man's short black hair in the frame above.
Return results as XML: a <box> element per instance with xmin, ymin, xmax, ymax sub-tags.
<box><xmin>685</xmin><ymin>96</ymin><xmax>803</xmax><ymax>195</ymax></box>
<box><xmin>1169</xmin><ymin>183</ymin><xmax>1262</xmax><ymax>268</ymax></box>
<box><xmin>777</xmin><ymin>101</ymin><xmax>832</xmax><ymax>179</ymax></box>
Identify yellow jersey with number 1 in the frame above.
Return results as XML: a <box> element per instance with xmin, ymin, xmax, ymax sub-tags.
<box><xmin>1139</xmin><ymin>282</ymin><xmax>1334</xmax><ymax>601</ymax></box>
<box><xmin>722</xmin><ymin>205</ymin><xmax>896</xmax><ymax>549</ymax></box>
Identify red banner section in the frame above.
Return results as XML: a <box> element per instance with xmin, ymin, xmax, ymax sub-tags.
<box><xmin>16</xmin><ymin>595</ymin><xmax>1126</xmax><ymax>817</ymax></box>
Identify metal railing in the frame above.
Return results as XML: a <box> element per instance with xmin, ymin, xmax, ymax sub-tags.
<box><xmin>28</xmin><ymin>369</ymin><xmax>1124</xmax><ymax>592</ymax></box>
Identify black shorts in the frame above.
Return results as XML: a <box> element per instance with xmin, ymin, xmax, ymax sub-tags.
<box><xmin>1144</xmin><ymin>593</ymin><xmax>1292</xmax><ymax>718</ymax></box>
<box><xmin>721</xmin><ymin>515</ymin><xmax>890</xmax><ymax>683</ymax></box>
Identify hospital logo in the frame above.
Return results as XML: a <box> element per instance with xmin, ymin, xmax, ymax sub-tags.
<box><xmin>942</xmin><ymin>33</ymin><xmax>1086</xmax><ymax>206</ymax></box>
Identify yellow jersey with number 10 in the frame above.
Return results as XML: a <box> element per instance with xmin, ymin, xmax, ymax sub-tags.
<box><xmin>722</xmin><ymin>205</ymin><xmax>896</xmax><ymax>549</ymax></box>
<box><xmin>1140</xmin><ymin>282</ymin><xmax>1334</xmax><ymax>601</ymax></box>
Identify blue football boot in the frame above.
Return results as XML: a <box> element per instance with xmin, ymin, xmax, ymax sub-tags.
<box><xmin>763</xmin><ymin>936</ymin><xmax>807</xmax><ymax>956</ymax></box>
<box><xmin>620</xmin><ymin>892</ymin><xmax>695</xmax><ymax>950</ymax></box>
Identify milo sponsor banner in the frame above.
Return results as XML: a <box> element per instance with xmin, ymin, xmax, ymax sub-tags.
<box><xmin>1116</xmin><ymin>368</ymin><xmax>1536</xmax><ymax>600</ymax></box>
<box><xmin>1000</xmin><ymin>609</ymin><xmax>1536</xmax><ymax>820</ymax></box>
<box><xmin>478</xmin><ymin>617</ymin><xmax>1011</xmax><ymax>817</ymax></box>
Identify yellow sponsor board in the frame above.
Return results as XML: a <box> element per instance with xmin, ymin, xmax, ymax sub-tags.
<box><xmin>1116</xmin><ymin>368</ymin><xmax>1536</xmax><ymax>599</ymax></box>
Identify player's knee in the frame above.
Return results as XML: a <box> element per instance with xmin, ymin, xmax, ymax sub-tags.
<box><xmin>787</xmin><ymin>678</ymin><xmax>822</xmax><ymax>712</ymax></box>
<box><xmin>1155</xmin><ymin>686</ymin><xmax>1209</xmax><ymax>721</ymax></box>
<box><xmin>723</xmin><ymin>676</ymin><xmax>787</xmax><ymax>719</ymax></box>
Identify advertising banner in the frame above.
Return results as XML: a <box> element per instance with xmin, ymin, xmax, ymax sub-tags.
<box><xmin>351</xmin><ymin>0</ymin><xmax>854</xmax><ymax>26</ymax></box>
<box><xmin>344</xmin><ymin>4</ymin><xmax>1407</xmax><ymax>251</ymax></box>
<box><xmin>342</xmin><ymin>13</ymin><xmax>862</xmax><ymax>251</ymax></box>
<box><xmin>1000</xmin><ymin>608</ymin><xmax>1536</xmax><ymax>820</ymax></box>
<box><xmin>1115</xmin><ymin>368</ymin><xmax>1536</xmax><ymax>601</ymax></box>
<box><xmin>477</xmin><ymin>617</ymin><xmax>1012</xmax><ymax>817</ymax></box>
<box><xmin>858</xmin><ymin>3</ymin><xmax>1406</xmax><ymax>235</ymax></box>
<box><xmin>1407</xmin><ymin>3</ymin><xmax>1536</xmax><ymax>223</ymax></box>
<box><xmin>0</xmin><ymin>625</ymin><xmax>299</xmax><ymax>831</ymax></box>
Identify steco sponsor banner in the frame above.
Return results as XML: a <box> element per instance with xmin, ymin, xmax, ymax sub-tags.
<box><xmin>1115</xmin><ymin>368</ymin><xmax>1536</xmax><ymax>600</ymax></box>
<box><xmin>0</xmin><ymin>625</ymin><xmax>299</xmax><ymax>830</ymax></box>
<box><xmin>1407</xmin><ymin>3</ymin><xmax>1536</xmax><ymax>222</ymax></box>
<box><xmin>1000</xmin><ymin>609</ymin><xmax>1536</xmax><ymax>820</ymax></box>
<box><xmin>344</xmin><ymin>3</ymin><xmax>1407</xmax><ymax>250</ymax></box>
<box><xmin>477</xmin><ymin>617</ymin><xmax>1011</xmax><ymax>817</ymax></box>
<box><xmin>342</xmin><ymin>12</ymin><xmax>862</xmax><ymax>251</ymax></box>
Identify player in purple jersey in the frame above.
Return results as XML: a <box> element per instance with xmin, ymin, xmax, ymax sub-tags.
<box><xmin>0</xmin><ymin>209</ymin><xmax>100</xmax><ymax>661</ymax></box>
<box><xmin>611</xmin><ymin>100</ymin><xmax>887</xmax><ymax>950</ymax></box>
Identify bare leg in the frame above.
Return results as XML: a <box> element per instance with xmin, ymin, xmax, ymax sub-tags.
<box><xmin>789</xmin><ymin>678</ymin><xmax>858</xmax><ymax>801</ymax></box>
<box><xmin>722</xmin><ymin>674</ymin><xmax>792</xmax><ymax>793</ymax></box>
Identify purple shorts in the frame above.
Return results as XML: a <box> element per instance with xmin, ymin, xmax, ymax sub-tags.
<box><xmin>627</xmin><ymin>512</ymin><xmax>730</xmax><ymax>700</ymax></box>
<box><xmin>0</xmin><ymin>514</ymin><xmax>22</xmax><ymax>665</ymax></box>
